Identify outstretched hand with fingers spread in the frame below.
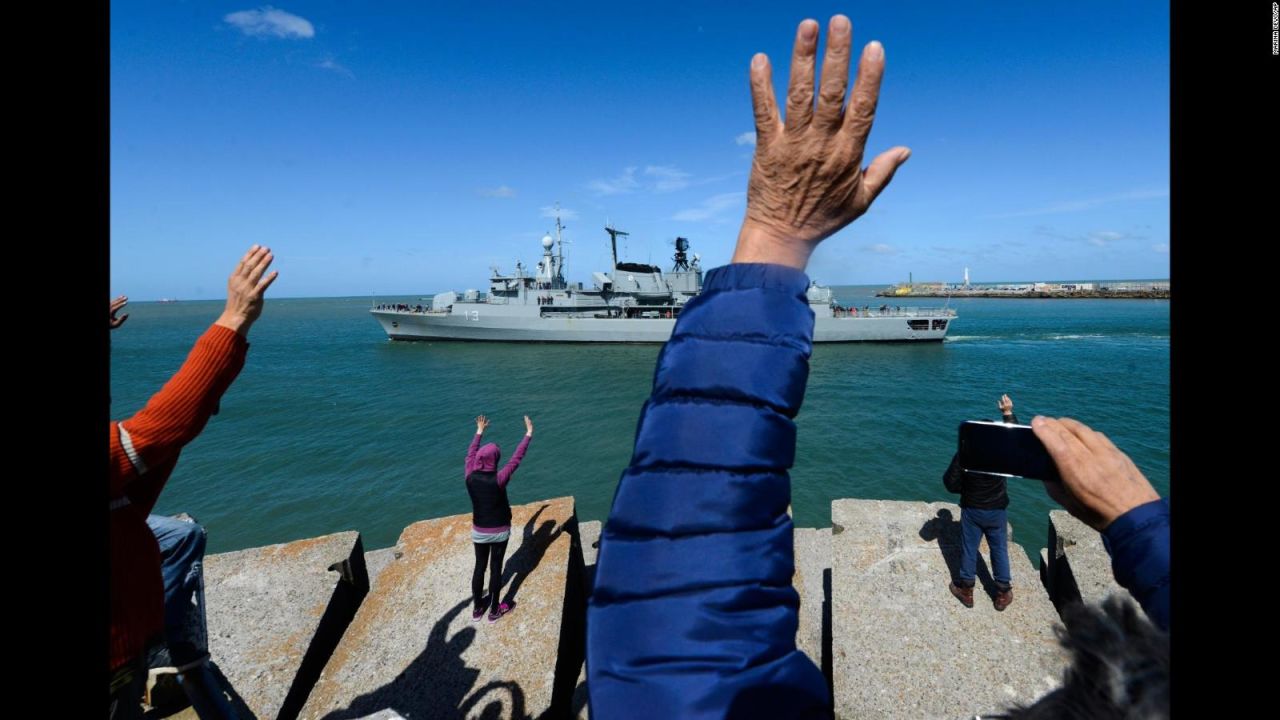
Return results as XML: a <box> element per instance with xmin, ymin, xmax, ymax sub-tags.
<box><xmin>215</xmin><ymin>245</ymin><xmax>279</xmax><ymax>337</ymax></box>
<box><xmin>733</xmin><ymin>15</ymin><xmax>912</xmax><ymax>270</ymax></box>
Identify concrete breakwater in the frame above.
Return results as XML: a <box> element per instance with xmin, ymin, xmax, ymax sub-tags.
<box><xmin>148</xmin><ymin>498</ymin><xmax>1146</xmax><ymax>720</ymax></box>
<box><xmin>878</xmin><ymin>289</ymin><xmax>1170</xmax><ymax>299</ymax></box>
<box><xmin>875</xmin><ymin>281</ymin><xmax>1170</xmax><ymax>299</ymax></box>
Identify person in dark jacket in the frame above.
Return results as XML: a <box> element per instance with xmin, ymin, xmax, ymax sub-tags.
<box><xmin>587</xmin><ymin>13</ymin><xmax>1169</xmax><ymax>719</ymax></box>
<box><xmin>943</xmin><ymin>393</ymin><xmax>1019</xmax><ymax>611</ymax></box>
<box><xmin>465</xmin><ymin>414</ymin><xmax>533</xmax><ymax>623</ymax></box>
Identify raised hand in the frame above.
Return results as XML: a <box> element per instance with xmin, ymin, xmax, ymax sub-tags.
<box><xmin>524</xmin><ymin>415</ymin><xmax>534</xmax><ymax>436</ymax></box>
<box><xmin>215</xmin><ymin>245</ymin><xmax>279</xmax><ymax>337</ymax></box>
<box><xmin>110</xmin><ymin>295</ymin><xmax>129</xmax><ymax>330</ymax></box>
<box><xmin>1031</xmin><ymin>416</ymin><xmax>1161</xmax><ymax>531</ymax></box>
<box><xmin>733</xmin><ymin>15</ymin><xmax>911</xmax><ymax>270</ymax></box>
<box><xmin>476</xmin><ymin>415</ymin><xmax>490</xmax><ymax>434</ymax></box>
<box><xmin>998</xmin><ymin>394</ymin><xmax>1014</xmax><ymax>416</ymax></box>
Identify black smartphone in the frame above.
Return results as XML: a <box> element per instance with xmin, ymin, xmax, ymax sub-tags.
<box><xmin>957</xmin><ymin>420</ymin><xmax>1061</xmax><ymax>482</ymax></box>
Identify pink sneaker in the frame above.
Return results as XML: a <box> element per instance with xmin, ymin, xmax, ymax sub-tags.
<box><xmin>472</xmin><ymin>597</ymin><xmax>488</xmax><ymax>622</ymax></box>
<box><xmin>487</xmin><ymin>602</ymin><xmax>512</xmax><ymax>624</ymax></box>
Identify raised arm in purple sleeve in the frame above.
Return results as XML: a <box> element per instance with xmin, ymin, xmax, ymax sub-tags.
<box><xmin>464</xmin><ymin>432</ymin><xmax>482</xmax><ymax>478</ymax></box>
<box><xmin>497</xmin><ymin>435</ymin><xmax>531</xmax><ymax>488</ymax></box>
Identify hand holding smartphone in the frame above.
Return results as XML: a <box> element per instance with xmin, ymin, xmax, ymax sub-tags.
<box><xmin>958</xmin><ymin>420</ymin><xmax>1061</xmax><ymax>482</ymax></box>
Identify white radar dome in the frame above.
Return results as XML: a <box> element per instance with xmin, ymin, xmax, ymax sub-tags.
<box><xmin>542</xmin><ymin>235</ymin><xmax>555</xmax><ymax>249</ymax></box>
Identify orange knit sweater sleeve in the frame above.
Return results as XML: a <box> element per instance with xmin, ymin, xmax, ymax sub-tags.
<box><xmin>110</xmin><ymin>323</ymin><xmax>248</xmax><ymax>513</ymax></box>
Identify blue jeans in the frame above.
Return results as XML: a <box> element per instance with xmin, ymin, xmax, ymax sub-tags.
<box><xmin>147</xmin><ymin>514</ymin><xmax>208</xmax><ymax>665</ymax></box>
<box><xmin>958</xmin><ymin>507</ymin><xmax>1011</xmax><ymax>590</ymax></box>
<box><xmin>147</xmin><ymin>515</ymin><xmax>243</xmax><ymax>719</ymax></box>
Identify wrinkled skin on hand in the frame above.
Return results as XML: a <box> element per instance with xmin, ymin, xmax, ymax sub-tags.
<box><xmin>734</xmin><ymin>15</ymin><xmax>911</xmax><ymax>270</ymax></box>
<box><xmin>1032</xmin><ymin>416</ymin><xmax>1161</xmax><ymax>531</ymax></box>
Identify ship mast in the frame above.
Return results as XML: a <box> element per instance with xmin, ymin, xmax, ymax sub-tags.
<box><xmin>554</xmin><ymin>204</ymin><xmax>566</xmax><ymax>288</ymax></box>
<box><xmin>605</xmin><ymin>223</ymin><xmax>629</xmax><ymax>270</ymax></box>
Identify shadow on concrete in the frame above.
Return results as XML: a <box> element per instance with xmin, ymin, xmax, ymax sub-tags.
<box><xmin>552</xmin><ymin>515</ymin><xmax>587</xmax><ymax>719</ymax></box>
<box><xmin>569</xmin><ymin>521</ymin><xmax>596</xmax><ymax>720</ymax></box>
<box><xmin>500</xmin><ymin>505</ymin><xmax>563</xmax><ymax>608</ymax></box>
<box><xmin>821</xmin><ymin>567</ymin><xmax>833</xmax><ymax>701</ymax></box>
<box><xmin>919</xmin><ymin>508</ymin><xmax>998</xmax><ymax>600</ymax></box>
<box><xmin>159</xmin><ymin>542</ymin><xmax>370</xmax><ymax>720</ymax></box>
<box><xmin>319</xmin><ymin>508</ymin><xmax>574</xmax><ymax>720</ymax></box>
<box><xmin>208</xmin><ymin>660</ymin><xmax>258</xmax><ymax>720</ymax></box>
<box><xmin>570</xmin><ymin>678</ymin><xmax>589</xmax><ymax>719</ymax></box>
<box><xmin>319</xmin><ymin>598</ymin><xmax>516</xmax><ymax>719</ymax></box>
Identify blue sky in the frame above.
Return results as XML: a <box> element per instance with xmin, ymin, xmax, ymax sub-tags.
<box><xmin>111</xmin><ymin>1</ymin><xmax>1170</xmax><ymax>299</ymax></box>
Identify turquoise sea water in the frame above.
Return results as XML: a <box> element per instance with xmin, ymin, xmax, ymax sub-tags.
<box><xmin>110</xmin><ymin>288</ymin><xmax>1169</xmax><ymax>562</ymax></box>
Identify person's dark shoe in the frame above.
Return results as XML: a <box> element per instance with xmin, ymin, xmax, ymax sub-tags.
<box><xmin>994</xmin><ymin>586</ymin><xmax>1014</xmax><ymax>612</ymax></box>
<box><xmin>472</xmin><ymin>596</ymin><xmax>489</xmax><ymax>622</ymax></box>
<box><xmin>949</xmin><ymin>582</ymin><xmax>974</xmax><ymax>608</ymax></box>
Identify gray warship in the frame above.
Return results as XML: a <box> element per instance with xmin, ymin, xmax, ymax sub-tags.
<box><xmin>371</xmin><ymin>215</ymin><xmax>955</xmax><ymax>343</ymax></box>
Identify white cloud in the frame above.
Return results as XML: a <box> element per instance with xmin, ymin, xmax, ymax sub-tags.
<box><xmin>478</xmin><ymin>185</ymin><xmax>517</xmax><ymax>198</ymax></box>
<box><xmin>985</xmin><ymin>188</ymin><xmax>1169</xmax><ymax>219</ymax></box>
<box><xmin>735</xmin><ymin>132</ymin><xmax>757</xmax><ymax>147</ymax></box>
<box><xmin>1152</xmin><ymin>243</ymin><xmax>1169</xmax><ymax>253</ymax></box>
<box><xmin>541</xmin><ymin>206</ymin><xmax>579</xmax><ymax>220</ymax></box>
<box><xmin>645</xmin><ymin>165</ymin><xmax>691</xmax><ymax>193</ymax></box>
<box><xmin>673</xmin><ymin>192</ymin><xmax>745</xmax><ymax>222</ymax></box>
<box><xmin>865</xmin><ymin>243</ymin><xmax>897</xmax><ymax>254</ymax></box>
<box><xmin>224</xmin><ymin>6</ymin><xmax>316</xmax><ymax>39</ymax></box>
<box><xmin>587</xmin><ymin>165</ymin><xmax>706</xmax><ymax>196</ymax></box>
<box><xmin>1035</xmin><ymin>226</ymin><xmax>1145</xmax><ymax>247</ymax></box>
<box><xmin>588</xmin><ymin>167</ymin><xmax>640</xmax><ymax>196</ymax></box>
<box><xmin>317</xmin><ymin>57</ymin><xmax>353</xmax><ymax>77</ymax></box>
<box><xmin>1086</xmin><ymin>231</ymin><xmax>1128</xmax><ymax>247</ymax></box>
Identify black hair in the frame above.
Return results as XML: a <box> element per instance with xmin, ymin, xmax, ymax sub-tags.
<box><xmin>1002</xmin><ymin>596</ymin><xmax>1169</xmax><ymax>720</ymax></box>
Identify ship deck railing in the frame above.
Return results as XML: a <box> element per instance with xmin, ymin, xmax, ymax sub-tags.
<box><xmin>373</xmin><ymin>305</ymin><xmax>957</xmax><ymax>319</ymax></box>
<box><xmin>830</xmin><ymin>307</ymin><xmax>957</xmax><ymax>318</ymax></box>
<box><xmin>371</xmin><ymin>307</ymin><xmax>448</xmax><ymax>315</ymax></box>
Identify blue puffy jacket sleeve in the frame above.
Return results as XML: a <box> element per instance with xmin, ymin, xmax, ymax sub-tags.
<box><xmin>586</xmin><ymin>263</ymin><xmax>831</xmax><ymax>719</ymax></box>
<box><xmin>1103</xmin><ymin>497</ymin><xmax>1171</xmax><ymax>631</ymax></box>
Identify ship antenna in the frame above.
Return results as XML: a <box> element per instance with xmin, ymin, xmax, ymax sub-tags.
<box><xmin>554</xmin><ymin>202</ymin><xmax>568</xmax><ymax>287</ymax></box>
<box><xmin>605</xmin><ymin>222</ymin><xmax>630</xmax><ymax>270</ymax></box>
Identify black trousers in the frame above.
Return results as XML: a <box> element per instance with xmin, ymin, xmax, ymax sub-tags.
<box><xmin>472</xmin><ymin>540</ymin><xmax>508</xmax><ymax>613</ymax></box>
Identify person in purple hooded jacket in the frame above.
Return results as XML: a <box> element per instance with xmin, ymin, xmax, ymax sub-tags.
<box><xmin>465</xmin><ymin>414</ymin><xmax>533</xmax><ymax>623</ymax></box>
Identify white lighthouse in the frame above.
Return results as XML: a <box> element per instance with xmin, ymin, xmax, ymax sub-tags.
<box><xmin>963</xmin><ymin>267</ymin><xmax>970</xmax><ymax>287</ymax></box>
